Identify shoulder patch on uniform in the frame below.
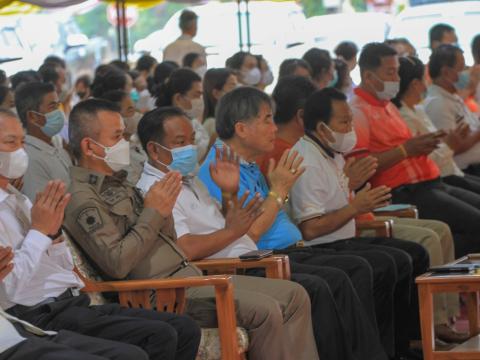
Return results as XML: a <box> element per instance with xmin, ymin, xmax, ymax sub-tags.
<box><xmin>100</xmin><ymin>188</ymin><xmax>128</xmax><ymax>206</ymax></box>
<box><xmin>77</xmin><ymin>207</ymin><xmax>103</xmax><ymax>234</ymax></box>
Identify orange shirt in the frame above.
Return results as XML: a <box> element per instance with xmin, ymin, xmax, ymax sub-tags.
<box><xmin>465</xmin><ymin>96</ymin><xmax>479</xmax><ymax>114</ymax></box>
<box><xmin>257</xmin><ymin>137</ymin><xmax>293</xmax><ymax>176</ymax></box>
<box><xmin>350</xmin><ymin>87</ymin><xmax>440</xmax><ymax>189</ymax></box>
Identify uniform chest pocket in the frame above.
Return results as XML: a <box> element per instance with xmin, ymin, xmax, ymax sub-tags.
<box><xmin>109</xmin><ymin>198</ymin><xmax>137</xmax><ymax>231</ymax></box>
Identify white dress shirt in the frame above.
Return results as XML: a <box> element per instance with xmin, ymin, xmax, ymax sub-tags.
<box><xmin>163</xmin><ymin>34</ymin><xmax>207</xmax><ymax>66</ymax></box>
<box><xmin>399</xmin><ymin>103</ymin><xmax>464</xmax><ymax>178</ymax></box>
<box><xmin>424</xmin><ymin>84</ymin><xmax>480</xmax><ymax>170</ymax></box>
<box><xmin>289</xmin><ymin>136</ymin><xmax>356</xmax><ymax>246</ymax></box>
<box><xmin>0</xmin><ymin>185</ymin><xmax>83</xmax><ymax>310</ymax></box>
<box><xmin>136</xmin><ymin>162</ymin><xmax>257</xmax><ymax>258</ymax></box>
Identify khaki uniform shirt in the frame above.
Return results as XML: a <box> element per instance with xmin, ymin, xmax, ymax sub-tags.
<box><xmin>63</xmin><ymin>166</ymin><xmax>201</xmax><ymax>281</ymax></box>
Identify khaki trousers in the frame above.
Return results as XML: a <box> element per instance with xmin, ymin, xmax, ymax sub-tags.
<box><xmin>186</xmin><ymin>275</ymin><xmax>319</xmax><ymax>360</ymax></box>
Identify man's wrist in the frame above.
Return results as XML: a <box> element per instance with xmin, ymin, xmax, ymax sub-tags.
<box><xmin>270</xmin><ymin>186</ymin><xmax>288</xmax><ymax>200</ymax></box>
<box><xmin>221</xmin><ymin>190</ymin><xmax>238</xmax><ymax>200</ymax></box>
<box><xmin>48</xmin><ymin>228</ymin><xmax>63</xmax><ymax>241</ymax></box>
<box><xmin>268</xmin><ymin>190</ymin><xmax>286</xmax><ymax>208</ymax></box>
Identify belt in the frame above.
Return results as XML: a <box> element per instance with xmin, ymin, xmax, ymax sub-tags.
<box><xmin>167</xmin><ymin>260</ymin><xmax>189</xmax><ymax>277</ymax></box>
<box><xmin>8</xmin><ymin>288</ymin><xmax>80</xmax><ymax>318</ymax></box>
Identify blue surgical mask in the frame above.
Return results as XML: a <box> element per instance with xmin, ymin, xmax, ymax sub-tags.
<box><xmin>131</xmin><ymin>89</ymin><xmax>140</xmax><ymax>103</ymax></box>
<box><xmin>155</xmin><ymin>143</ymin><xmax>198</xmax><ymax>176</ymax></box>
<box><xmin>328</xmin><ymin>70</ymin><xmax>339</xmax><ymax>88</ymax></box>
<box><xmin>33</xmin><ymin>109</ymin><xmax>66</xmax><ymax>137</ymax></box>
<box><xmin>455</xmin><ymin>70</ymin><xmax>470</xmax><ymax>90</ymax></box>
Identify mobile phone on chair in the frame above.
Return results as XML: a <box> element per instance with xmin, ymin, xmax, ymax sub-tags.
<box><xmin>239</xmin><ymin>250</ymin><xmax>273</xmax><ymax>261</ymax></box>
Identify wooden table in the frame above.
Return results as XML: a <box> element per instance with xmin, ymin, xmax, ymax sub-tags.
<box><xmin>417</xmin><ymin>255</ymin><xmax>480</xmax><ymax>359</ymax></box>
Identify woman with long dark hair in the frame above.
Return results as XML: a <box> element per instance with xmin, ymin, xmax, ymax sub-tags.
<box><xmin>202</xmin><ymin>68</ymin><xmax>237</xmax><ymax>140</ymax></box>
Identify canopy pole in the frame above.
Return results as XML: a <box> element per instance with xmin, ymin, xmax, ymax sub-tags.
<box><xmin>116</xmin><ymin>0</ymin><xmax>122</xmax><ymax>60</ymax></box>
<box><xmin>245</xmin><ymin>0</ymin><xmax>251</xmax><ymax>52</ymax></box>
<box><xmin>236</xmin><ymin>0</ymin><xmax>243</xmax><ymax>51</ymax></box>
<box><xmin>121</xmin><ymin>0</ymin><xmax>128</xmax><ymax>62</ymax></box>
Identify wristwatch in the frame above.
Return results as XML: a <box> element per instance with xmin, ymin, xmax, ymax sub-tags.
<box><xmin>268</xmin><ymin>191</ymin><xmax>285</xmax><ymax>208</ymax></box>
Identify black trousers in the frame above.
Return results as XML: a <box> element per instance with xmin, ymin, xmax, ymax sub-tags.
<box><xmin>0</xmin><ymin>328</ymin><xmax>148</xmax><ymax>360</ymax></box>
<box><xmin>8</xmin><ymin>295</ymin><xmax>201</xmax><ymax>360</ymax></box>
<box><xmin>392</xmin><ymin>178</ymin><xmax>480</xmax><ymax>256</ymax></box>
<box><xmin>247</xmin><ymin>259</ymin><xmax>387</xmax><ymax>360</ymax></box>
<box><xmin>463</xmin><ymin>163</ymin><xmax>480</xmax><ymax>177</ymax></box>
<box><xmin>443</xmin><ymin>174</ymin><xmax>480</xmax><ymax>194</ymax></box>
<box><xmin>309</xmin><ymin>237</ymin><xmax>428</xmax><ymax>357</ymax></box>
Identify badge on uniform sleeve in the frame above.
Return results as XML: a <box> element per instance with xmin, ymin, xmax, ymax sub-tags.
<box><xmin>77</xmin><ymin>207</ymin><xmax>103</xmax><ymax>234</ymax></box>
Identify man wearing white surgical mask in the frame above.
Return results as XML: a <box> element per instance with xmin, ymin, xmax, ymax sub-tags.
<box><xmin>290</xmin><ymin>87</ymin><xmax>432</xmax><ymax>359</ymax></box>
<box><xmin>14</xmin><ymin>82</ymin><xmax>72</xmax><ymax>202</ymax></box>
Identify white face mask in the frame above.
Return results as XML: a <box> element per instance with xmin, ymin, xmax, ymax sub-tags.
<box><xmin>194</xmin><ymin>65</ymin><xmax>207</xmax><ymax>78</ymax></box>
<box><xmin>242</xmin><ymin>68</ymin><xmax>262</xmax><ymax>86</ymax></box>
<box><xmin>372</xmin><ymin>73</ymin><xmax>400</xmax><ymax>100</ymax></box>
<box><xmin>185</xmin><ymin>97</ymin><xmax>205</xmax><ymax>121</ymax></box>
<box><xmin>91</xmin><ymin>138</ymin><xmax>130</xmax><ymax>172</ymax></box>
<box><xmin>323</xmin><ymin>124</ymin><xmax>357</xmax><ymax>153</ymax></box>
<box><xmin>261</xmin><ymin>69</ymin><xmax>274</xmax><ymax>86</ymax></box>
<box><xmin>0</xmin><ymin>148</ymin><xmax>29</xmax><ymax>179</ymax></box>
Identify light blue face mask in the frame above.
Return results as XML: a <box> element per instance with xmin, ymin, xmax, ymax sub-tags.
<box><xmin>155</xmin><ymin>143</ymin><xmax>198</xmax><ymax>176</ymax></box>
<box><xmin>131</xmin><ymin>89</ymin><xmax>140</xmax><ymax>103</ymax></box>
<box><xmin>328</xmin><ymin>70</ymin><xmax>339</xmax><ymax>88</ymax></box>
<box><xmin>455</xmin><ymin>70</ymin><xmax>470</xmax><ymax>90</ymax></box>
<box><xmin>33</xmin><ymin>109</ymin><xmax>66</xmax><ymax>137</ymax></box>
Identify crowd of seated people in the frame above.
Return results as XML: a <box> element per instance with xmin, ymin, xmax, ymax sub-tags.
<box><xmin>3</xmin><ymin>8</ymin><xmax>480</xmax><ymax>360</ymax></box>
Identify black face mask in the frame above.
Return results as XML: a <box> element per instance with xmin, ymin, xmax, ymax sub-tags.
<box><xmin>77</xmin><ymin>92</ymin><xmax>87</xmax><ymax>99</ymax></box>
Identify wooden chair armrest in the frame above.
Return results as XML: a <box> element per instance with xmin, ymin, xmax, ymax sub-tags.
<box><xmin>193</xmin><ymin>255</ymin><xmax>290</xmax><ymax>280</ymax></box>
<box><xmin>356</xmin><ymin>219</ymin><xmax>393</xmax><ymax>238</ymax></box>
<box><xmin>76</xmin><ymin>270</ymin><xmax>240</xmax><ymax>360</ymax></box>
<box><xmin>78</xmin><ymin>273</ymin><xmax>233</xmax><ymax>293</ymax></box>
<box><xmin>373</xmin><ymin>206</ymin><xmax>418</xmax><ymax>219</ymax></box>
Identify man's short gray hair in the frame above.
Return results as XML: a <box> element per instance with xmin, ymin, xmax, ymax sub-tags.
<box><xmin>69</xmin><ymin>98</ymin><xmax>120</xmax><ymax>160</ymax></box>
<box><xmin>215</xmin><ymin>86</ymin><xmax>273</xmax><ymax>140</ymax></box>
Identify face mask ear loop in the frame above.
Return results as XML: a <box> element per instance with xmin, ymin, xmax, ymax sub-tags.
<box><xmin>87</xmin><ymin>138</ymin><xmax>107</xmax><ymax>161</ymax></box>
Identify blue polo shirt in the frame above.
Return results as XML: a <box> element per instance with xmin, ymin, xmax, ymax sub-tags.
<box><xmin>198</xmin><ymin>141</ymin><xmax>302</xmax><ymax>250</ymax></box>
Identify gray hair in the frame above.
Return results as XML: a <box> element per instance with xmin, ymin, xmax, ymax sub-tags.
<box><xmin>69</xmin><ymin>98</ymin><xmax>120</xmax><ymax>160</ymax></box>
<box><xmin>14</xmin><ymin>82</ymin><xmax>55</xmax><ymax>128</ymax></box>
<box><xmin>215</xmin><ymin>86</ymin><xmax>273</xmax><ymax>140</ymax></box>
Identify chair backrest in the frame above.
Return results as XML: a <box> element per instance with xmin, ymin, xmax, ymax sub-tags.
<box><xmin>66</xmin><ymin>232</ymin><xmax>188</xmax><ymax>313</ymax></box>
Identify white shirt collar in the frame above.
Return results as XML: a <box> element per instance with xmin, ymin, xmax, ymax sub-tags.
<box><xmin>429</xmin><ymin>84</ymin><xmax>463</xmax><ymax>103</ymax></box>
<box><xmin>0</xmin><ymin>184</ymin><xmax>25</xmax><ymax>205</ymax></box>
<box><xmin>143</xmin><ymin>161</ymin><xmax>166</xmax><ymax>180</ymax></box>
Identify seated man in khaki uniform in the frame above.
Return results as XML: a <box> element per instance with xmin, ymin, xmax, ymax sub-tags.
<box><xmin>62</xmin><ymin>98</ymin><xmax>319</xmax><ymax>360</ymax></box>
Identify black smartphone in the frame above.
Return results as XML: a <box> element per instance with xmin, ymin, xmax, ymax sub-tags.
<box><xmin>239</xmin><ymin>250</ymin><xmax>273</xmax><ymax>261</ymax></box>
<box><xmin>428</xmin><ymin>264</ymin><xmax>478</xmax><ymax>273</ymax></box>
